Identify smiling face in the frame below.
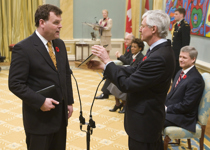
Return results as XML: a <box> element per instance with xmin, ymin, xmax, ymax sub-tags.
<box><xmin>131</xmin><ymin>43</ymin><xmax>142</xmax><ymax>55</ymax></box>
<box><xmin>179</xmin><ymin>51</ymin><xmax>195</xmax><ymax>70</ymax></box>
<box><xmin>41</xmin><ymin>12</ymin><xmax>62</xmax><ymax>41</ymax></box>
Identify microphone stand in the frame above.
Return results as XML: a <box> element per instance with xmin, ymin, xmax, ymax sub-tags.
<box><xmin>72</xmin><ymin>73</ymin><xmax>105</xmax><ymax>150</ymax></box>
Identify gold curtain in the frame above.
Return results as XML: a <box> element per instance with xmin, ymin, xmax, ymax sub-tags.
<box><xmin>125</xmin><ymin>0</ymin><xmax>140</xmax><ymax>38</ymax></box>
<box><xmin>153</xmin><ymin>0</ymin><xmax>163</xmax><ymax>10</ymax></box>
<box><xmin>60</xmin><ymin>0</ymin><xmax>73</xmax><ymax>40</ymax></box>
<box><xmin>0</xmin><ymin>0</ymin><xmax>42</xmax><ymax>62</ymax></box>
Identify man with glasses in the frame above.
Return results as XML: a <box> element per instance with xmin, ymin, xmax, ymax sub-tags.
<box><xmin>88</xmin><ymin>10</ymin><xmax>175</xmax><ymax>149</ymax></box>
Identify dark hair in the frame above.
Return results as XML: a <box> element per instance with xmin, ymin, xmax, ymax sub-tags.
<box><xmin>175</xmin><ymin>7</ymin><xmax>186</xmax><ymax>17</ymax></box>
<box><xmin>131</xmin><ymin>38</ymin><xmax>145</xmax><ymax>51</ymax></box>
<box><xmin>35</xmin><ymin>4</ymin><xmax>62</xmax><ymax>27</ymax></box>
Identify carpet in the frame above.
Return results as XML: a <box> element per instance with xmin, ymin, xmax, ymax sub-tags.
<box><xmin>0</xmin><ymin>68</ymin><xmax>210</xmax><ymax>150</ymax></box>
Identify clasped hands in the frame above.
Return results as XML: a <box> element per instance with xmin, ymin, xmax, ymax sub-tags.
<box><xmin>87</xmin><ymin>45</ymin><xmax>112</xmax><ymax>70</ymax></box>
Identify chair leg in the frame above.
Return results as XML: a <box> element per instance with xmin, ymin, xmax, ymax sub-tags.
<box><xmin>200</xmin><ymin>125</ymin><xmax>206</xmax><ymax>150</ymax></box>
<box><xmin>175</xmin><ymin>139</ymin><xmax>180</xmax><ymax>145</ymax></box>
<box><xmin>187</xmin><ymin>139</ymin><xmax>191</xmax><ymax>149</ymax></box>
<box><xmin>164</xmin><ymin>135</ymin><xmax>171</xmax><ymax>150</ymax></box>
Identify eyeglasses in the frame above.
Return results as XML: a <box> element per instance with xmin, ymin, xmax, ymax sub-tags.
<box><xmin>139</xmin><ymin>24</ymin><xmax>151</xmax><ymax>29</ymax></box>
<box><xmin>124</xmin><ymin>38</ymin><xmax>132</xmax><ymax>40</ymax></box>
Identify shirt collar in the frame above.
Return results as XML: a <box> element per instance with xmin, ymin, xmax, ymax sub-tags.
<box><xmin>150</xmin><ymin>39</ymin><xmax>167</xmax><ymax>51</ymax></box>
<box><xmin>35</xmin><ymin>30</ymin><xmax>51</xmax><ymax>46</ymax></box>
<box><xmin>132</xmin><ymin>51</ymin><xmax>140</xmax><ymax>59</ymax></box>
<box><xmin>177</xmin><ymin>19</ymin><xmax>183</xmax><ymax>25</ymax></box>
<box><xmin>182</xmin><ymin>65</ymin><xmax>194</xmax><ymax>75</ymax></box>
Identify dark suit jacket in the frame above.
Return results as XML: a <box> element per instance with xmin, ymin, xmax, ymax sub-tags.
<box><xmin>9</xmin><ymin>32</ymin><xmax>74</xmax><ymax>135</ymax></box>
<box><xmin>104</xmin><ymin>40</ymin><xmax>175</xmax><ymax>143</ymax></box>
<box><xmin>118</xmin><ymin>46</ymin><xmax>132</xmax><ymax>65</ymax></box>
<box><xmin>172</xmin><ymin>19</ymin><xmax>191</xmax><ymax>60</ymax></box>
<box><xmin>165</xmin><ymin>66</ymin><xmax>204</xmax><ymax>132</ymax></box>
<box><xmin>129</xmin><ymin>52</ymin><xmax>144</xmax><ymax>67</ymax></box>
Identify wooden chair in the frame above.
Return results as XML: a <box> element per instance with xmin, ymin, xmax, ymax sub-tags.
<box><xmin>163</xmin><ymin>73</ymin><xmax>210</xmax><ymax>150</ymax></box>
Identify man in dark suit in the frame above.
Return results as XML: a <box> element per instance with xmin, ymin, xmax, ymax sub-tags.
<box><xmin>88</xmin><ymin>10</ymin><xmax>175</xmax><ymax>150</ymax></box>
<box><xmin>95</xmin><ymin>33</ymin><xmax>134</xmax><ymax>99</ymax></box>
<box><xmin>9</xmin><ymin>4</ymin><xmax>74</xmax><ymax>150</ymax></box>
<box><xmin>172</xmin><ymin>7</ymin><xmax>191</xmax><ymax>80</ymax></box>
<box><xmin>165</xmin><ymin>46</ymin><xmax>204</xmax><ymax>132</ymax></box>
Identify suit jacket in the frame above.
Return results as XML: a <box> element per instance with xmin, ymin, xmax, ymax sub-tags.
<box><xmin>9</xmin><ymin>32</ymin><xmax>74</xmax><ymax>135</ymax></box>
<box><xmin>104</xmin><ymin>40</ymin><xmax>175</xmax><ymax>143</ymax></box>
<box><xmin>172</xmin><ymin>19</ymin><xmax>191</xmax><ymax>60</ymax></box>
<box><xmin>165</xmin><ymin>66</ymin><xmax>204</xmax><ymax>132</ymax></box>
<box><xmin>118</xmin><ymin>46</ymin><xmax>132</xmax><ymax>65</ymax></box>
<box><xmin>129</xmin><ymin>52</ymin><xmax>144</xmax><ymax>67</ymax></box>
<box><xmin>98</xmin><ymin>18</ymin><xmax>112</xmax><ymax>36</ymax></box>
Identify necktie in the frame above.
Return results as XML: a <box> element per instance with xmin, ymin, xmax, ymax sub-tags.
<box><xmin>146</xmin><ymin>48</ymin><xmax>150</xmax><ymax>56</ymax></box>
<box><xmin>47</xmin><ymin>42</ymin><xmax>57</xmax><ymax>70</ymax></box>
<box><xmin>175</xmin><ymin>71</ymin><xmax>184</xmax><ymax>87</ymax></box>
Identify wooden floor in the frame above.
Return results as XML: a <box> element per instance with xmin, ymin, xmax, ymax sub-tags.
<box><xmin>1</xmin><ymin>61</ymin><xmax>210</xmax><ymax>138</ymax></box>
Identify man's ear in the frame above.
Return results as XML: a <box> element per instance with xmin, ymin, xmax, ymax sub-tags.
<box><xmin>39</xmin><ymin>19</ymin><xmax>45</xmax><ymax>28</ymax></box>
<box><xmin>152</xmin><ymin>26</ymin><xmax>157</xmax><ymax>33</ymax></box>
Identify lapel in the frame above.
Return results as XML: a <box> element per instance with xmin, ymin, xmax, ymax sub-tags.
<box><xmin>175</xmin><ymin>19</ymin><xmax>184</xmax><ymax>31</ymax></box>
<box><xmin>32</xmin><ymin>32</ymin><xmax>57</xmax><ymax>71</ymax></box>
<box><xmin>167</xmin><ymin>66</ymin><xmax>196</xmax><ymax>99</ymax></box>
<box><xmin>137</xmin><ymin>40</ymin><xmax>171</xmax><ymax>68</ymax></box>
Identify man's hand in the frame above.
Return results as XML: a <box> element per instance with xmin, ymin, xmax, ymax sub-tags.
<box><xmin>40</xmin><ymin>98</ymin><xmax>59</xmax><ymax>111</ymax></box>
<box><xmin>115</xmin><ymin>51</ymin><xmax>121</xmax><ymax>58</ymax></box>
<box><xmin>91</xmin><ymin>45</ymin><xmax>112</xmax><ymax>64</ymax></box>
<box><xmin>67</xmin><ymin>105</ymin><xmax>73</xmax><ymax>119</ymax></box>
<box><xmin>87</xmin><ymin>60</ymin><xmax>105</xmax><ymax>70</ymax></box>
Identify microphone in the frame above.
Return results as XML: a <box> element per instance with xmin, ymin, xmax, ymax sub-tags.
<box><xmin>94</xmin><ymin>17</ymin><xmax>98</xmax><ymax>24</ymax></box>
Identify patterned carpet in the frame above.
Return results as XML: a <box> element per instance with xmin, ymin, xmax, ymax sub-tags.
<box><xmin>0</xmin><ymin>67</ymin><xmax>210</xmax><ymax>150</ymax></box>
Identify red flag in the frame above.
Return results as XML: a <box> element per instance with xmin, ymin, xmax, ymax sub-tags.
<box><xmin>125</xmin><ymin>0</ymin><xmax>132</xmax><ymax>49</ymax></box>
<box><xmin>145</xmin><ymin>0</ymin><xmax>149</xmax><ymax>12</ymax></box>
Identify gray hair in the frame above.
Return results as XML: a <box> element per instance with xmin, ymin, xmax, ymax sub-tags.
<box><xmin>181</xmin><ymin>46</ymin><xmax>198</xmax><ymax>62</ymax></box>
<box><xmin>126</xmin><ymin>33</ymin><xmax>135</xmax><ymax>40</ymax></box>
<box><xmin>142</xmin><ymin>10</ymin><xmax>170</xmax><ymax>38</ymax></box>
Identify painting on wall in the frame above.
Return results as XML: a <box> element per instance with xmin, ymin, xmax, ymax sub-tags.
<box><xmin>165</xmin><ymin>0</ymin><xmax>210</xmax><ymax>37</ymax></box>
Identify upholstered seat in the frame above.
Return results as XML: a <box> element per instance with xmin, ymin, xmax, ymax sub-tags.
<box><xmin>163</xmin><ymin>73</ymin><xmax>210</xmax><ymax>150</ymax></box>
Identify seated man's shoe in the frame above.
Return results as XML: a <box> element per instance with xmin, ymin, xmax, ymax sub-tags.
<box><xmin>95</xmin><ymin>93</ymin><xmax>109</xmax><ymax>99</ymax></box>
<box><xmin>118</xmin><ymin>106</ymin><xmax>125</xmax><ymax>113</ymax></box>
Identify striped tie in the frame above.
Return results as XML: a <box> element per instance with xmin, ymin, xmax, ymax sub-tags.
<box><xmin>175</xmin><ymin>71</ymin><xmax>184</xmax><ymax>88</ymax></box>
<box><xmin>47</xmin><ymin>42</ymin><xmax>57</xmax><ymax>70</ymax></box>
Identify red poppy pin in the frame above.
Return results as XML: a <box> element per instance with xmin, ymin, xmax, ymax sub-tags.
<box><xmin>143</xmin><ymin>56</ymin><xmax>147</xmax><ymax>61</ymax></box>
<box><xmin>133</xmin><ymin>59</ymin><xmax>135</xmax><ymax>62</ymax></box>
<box><xmin>55</xmin><ymin>47</ymin><xmax>59</xmax><ymax>52</ymax></box>
<box><xmin>127</xmin><ymin>49</ymin><xmax>129</xmax><ymax>52</ymax></box>
<box><xmin>183</xmin><ymin>75</ymin><xmax>187</xmax><ymax>79</ymax></box>
<box><xmin>178</xmin><ymin>24</ymin><xmax>180</xmax><ymax>27</ymax></box>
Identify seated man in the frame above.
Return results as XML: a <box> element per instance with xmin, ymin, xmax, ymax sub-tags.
<box><xmin>165</xmin><ymin>46</ymin><xmax>205</xmax><ymax>132</ymax></box>
<box><xmin>95</xmin><ymin>33</ymin><xmax>134</xmax><ymax>99</ymax></box>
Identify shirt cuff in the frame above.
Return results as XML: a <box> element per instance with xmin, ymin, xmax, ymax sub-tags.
<box><xmin>165</xmin><ymin>106</ymin><xmax>167</xmax><ymax>112</ymax></box>
<box><xmin>104</xmin><ymin>61</ymin><xmax>113</xmax><ymax>70</ymax></box>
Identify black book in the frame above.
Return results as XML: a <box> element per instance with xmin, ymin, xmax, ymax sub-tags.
<box><xmin>36</xmin><ymin>85</ymin><xmax>59</xmax><ymax>102</ymax></box>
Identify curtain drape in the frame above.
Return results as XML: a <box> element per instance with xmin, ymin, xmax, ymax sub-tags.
<box><xmin>125</xmin><ymin>0</ymin><xmax>140</xmax><ymax>38</ymax></box>
<box><xmin>153</xmin><ymin>0</ymin><xmax>163</xmax><ymax>10</ymax></box>
<box><xmin>0</xmin><ymin>0</ymin><xmax>42</xmax><ymax>62</ymax></box>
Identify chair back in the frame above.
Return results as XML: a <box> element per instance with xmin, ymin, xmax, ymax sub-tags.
<box><xmin>198</xmin><ymin>73</ymin><xmax>210</xmax><ymax>125</ymax></box>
